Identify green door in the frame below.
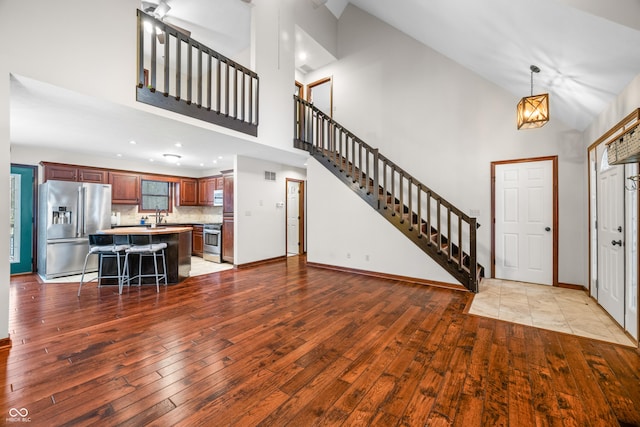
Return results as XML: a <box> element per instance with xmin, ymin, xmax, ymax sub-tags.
<box><xmin>10</xmin><ymin>165</ymin><xmax>35</xmax><ymax>274</ymax></box>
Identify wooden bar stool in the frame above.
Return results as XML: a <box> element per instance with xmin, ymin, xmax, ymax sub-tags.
<box><xmin>121</xmin><ymin>234</ymin><xmax>168</xmax><ymax>294</ymax></box>
<box><xmin>78</xmin><ymin>234</ymin><xmax>130</xmax><ymax>296</ymax></box>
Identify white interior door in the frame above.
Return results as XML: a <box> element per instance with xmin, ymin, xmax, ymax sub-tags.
<box><xmin>287</xmin><ymin>181</ymin><xmax>301</xmax><ymax>255</ymax></box>
<box><xmin>596</xmin><ymin>146</ymin><xmax>625</xmax><ymax>325</ymax></box>
<box><xmin>495</xmin><ymin>160</ymin><xmax>553</xmax><ymax>285</ymax></box>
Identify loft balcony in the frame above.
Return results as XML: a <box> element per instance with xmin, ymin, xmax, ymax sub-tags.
<box><xmin>136</xmin><ymin>10</ymin><xmax>258</xmax><ymax>136</ymax></box>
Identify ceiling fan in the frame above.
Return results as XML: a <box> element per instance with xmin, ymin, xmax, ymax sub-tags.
<box><xmin>141</xmin><ymin>0</ymin><xmax>191</xmax><ymax>43</ymax></box>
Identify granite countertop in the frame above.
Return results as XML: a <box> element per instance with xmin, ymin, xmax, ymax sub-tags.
<box><xmin>100</xmin><ymin>226</ymin><xmax>193</xmax><ymax>235</ymax></box>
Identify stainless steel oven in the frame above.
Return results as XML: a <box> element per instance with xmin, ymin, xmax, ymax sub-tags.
<box><xmin>203</xmin><ymin>223</ymin><xmax>222</xmax><ymax>263</ymax></box>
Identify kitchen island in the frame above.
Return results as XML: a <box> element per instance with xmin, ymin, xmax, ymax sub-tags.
<box><xmin>99</xmin><ymin>226</ymin><xmax>192</xmax><ymax>285</ymax></box>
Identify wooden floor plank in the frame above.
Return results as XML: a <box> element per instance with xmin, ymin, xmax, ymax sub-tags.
<box><xmin>2</xmin><ymin>257</ymin><xmax>639</xmax><ymax>426</ymax></box>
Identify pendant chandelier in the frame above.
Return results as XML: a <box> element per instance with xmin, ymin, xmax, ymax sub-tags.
<box><xmin>517</xmin><ymin>65</ymin><xmax>549</xmax><ymax>129</ymax></box>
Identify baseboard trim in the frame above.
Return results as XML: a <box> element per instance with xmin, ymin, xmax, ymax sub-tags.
<box><xmin>557</xmin><ymin>282</ymin><xmax>585</xmax><ymax>291</ymax></box>
<box><xmin>0</xmin><ymin>337</ymin><xmax>12</xmax><ymax>351</ymax></box>
<box><xmin>306</xmin><ymin>261</ymin><xmax>468</xmax><ymax>292</ymax></box>
<box><xmin>235</xmin><ymin>255</ymin><xmax>288</xmax><ymax>270</ymax></box>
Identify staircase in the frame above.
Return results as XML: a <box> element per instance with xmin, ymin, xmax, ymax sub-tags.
<box><xmin>293</xmin><ymin>96</ymin><xmax>483</xmax><ymax>292</ymax></box>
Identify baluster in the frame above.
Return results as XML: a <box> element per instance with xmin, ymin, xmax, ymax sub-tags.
<box><xmin>241</xmin><ymin>72</ymin><xmax>246</xmax><ymax>121</ymax></box>
<box><xmin>447</xmin><ymin>207</ymin><xmax>452</xmax><ymax>261</ymax></box>
<box><xmin>249</xmin><ymin>76</ymin><xmax>254</xmax><ymax>123</ymax></box>
<box><xmin>175</xmin><ymin>39</ymin><xmax>182</xmax><ymax>99</ymax></box>
<box><xmin>391</xmin><ymin>167</ymin><xmax>396</xmax><ymax>215</ymax></box>
<box><xmin>150</xmin><ymin>22</ymin><xmax>157</xmax><ymax>90</ymax></box>
<box><xmin>458</xmin><ymin>215</ymin><xmax>463</xmax><ymax>269</ymax></box>
<box><xmin>469</xmin><ymin>217</ymin><xmax>478</xmax><ymax>292</ymax></box>
<box><xmin>345</xmin><ymin>133</ymin><xmax>350</xmax><ymax>176</ymax></box>
<box><xmin>255</xmin><ymin>76</ymin><xmax>259</xmax><ymax>125</ymax></box>
<box><xmin>187</xmin><ymin>43</ymin><xmax>192</xmax><ymax>104</ymax></box>
<box><xmin>399</xmin><ymin>173</ymin><xmax>404</xmax><ymax>222</ymax></box>
<box><xmin>216</xmin><ymin>59</ymin><xmax>221</xmax><ymax>113</ymax></box>
<box><xmin>437</xmin><ymin>200</ymin><xmax>442</xmax><ymax>253</ymax></box>
<box><xmin>207</xmin><ymin>54</ymin><xmax>212</xmax><ymax>110</ymax></box>
<box><xmin>373</xmin><ymin>149</ymin><xmax>379</xmax><ymax>207</ymax></box>
<box><xmin>225</xmin><ymin>61</ymin><xmax>230</xmax><ymax>116</ymax></box>
<box><xmin>417</xmin><ymin>188</ymin><xmax>422</xmax><ymax>237</ymax></box>
<box><xmin>408</xmin><ymin>179</ymin><xmax>413</xmax><ymax>229</ymax></box>
<box><xmin>197</xmin><ymin>48</ymin><xmax>202</xmax><ymax>107</ymax></box>
<box><xmin>358</xmin><ymin>142</ymin><xmax>363</xmax><ymax>187</ymax></box>
<box><xmin>137</xmin><ymin>13</ymin><xmax>145</xmax><ymax>88</ymax></box>
<box><xmin>351</xmin><ymin>137</ymin><xmax>356</xmax><ymax>181</ymax></box>
<box><xmin>338</xmin><ymin>127</ymin><xmax>343</xmax><ymax>169</ymax></box>
<box><xmin>233</xmin><ymin>67</ymin><xmax>238</xmax><ymax>119</ymax></box>
<box><xmin>382</xmin><ymin>162</ymin><xmax>387</xmax><ymax>208</ymax></box>
<box><xmin>426</xmin><ymin>191</ymin><xmax>431</xmax><ymax>245</ymax></box>
<box><xmin>365</xmin><ymin>147</ymin><xmax>370</xmax><ymax>192</ymax></box>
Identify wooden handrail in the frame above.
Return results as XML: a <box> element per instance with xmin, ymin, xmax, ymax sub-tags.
<box><xmin>294</xmin><ymin>95</ymin><xmax>480</xmax><ymax>292</ymax></box>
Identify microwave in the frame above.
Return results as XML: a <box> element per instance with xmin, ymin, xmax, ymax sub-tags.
<box><xmin>213</xmin><ymin>189</ymin><xmax>223</xmax><ymax>206</ymax></box>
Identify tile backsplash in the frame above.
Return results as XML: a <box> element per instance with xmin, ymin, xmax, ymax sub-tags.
<box><xmin>112</xmin><ymin>205</ymin><xmax>223</xmax><ymax>226</ymax></box>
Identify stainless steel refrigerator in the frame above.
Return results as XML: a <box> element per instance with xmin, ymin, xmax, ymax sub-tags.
<box><xmin>37</xmin><ymin>180</ymin><xmax>112</xmax><ymax>279</ymax></box>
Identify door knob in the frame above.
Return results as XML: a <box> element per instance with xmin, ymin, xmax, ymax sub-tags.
<box><xmin>545</xmin><ymin>227</ymin><xmax>551</xmax><ymax>232</ymax></box>
<box><xmin>612</xmin><ymin>240</ymin><xmax>623</xmax><ymax>246</ymax></box>
<box><xmin>618</xmin><ymin>226</ymin><xmax>623</xmax><ymax>232</ymax></box>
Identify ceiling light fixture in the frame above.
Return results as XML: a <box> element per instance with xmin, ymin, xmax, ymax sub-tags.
<box><xmin>517</xmin><ymin>65</ymin><xmax>549</xmax><ymax>130</ymax></box>
<box><xmin>163</xmin><ymin>153</ymin><xmax>182</xmax><ymax>163</ymax></box>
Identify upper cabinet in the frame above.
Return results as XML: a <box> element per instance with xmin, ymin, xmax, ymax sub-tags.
<box><xmin>177</xmin><ymin>178</ymin><xmax>198</xmax><ymax>206</ymax></box>
<box><xmin>42</xmin><ymin>162</ymin><xmax>107</xmax><ymax>184</ymax></box>
<box><xmin>197</xmin><ymin>175</ymin><xmax>223</xmax><ymax>206</ymax></box>
<box><xmin>222</xmin><ymin>171</ymin><xmax>234</xmax><ymax>214</ymax></box>
<box><xmin>109</xmin><ymin>172</ymin><xmax>140</xmax><ymax>204</ymax></box>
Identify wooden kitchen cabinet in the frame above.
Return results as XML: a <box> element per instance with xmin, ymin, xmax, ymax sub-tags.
<box><xmin>197</xmin><ymin>177</ymin><xmax>216</xmax><ymax>206</ymax></box>
<box><xmin>42</xmin><ymin>162</ymin><xmax>107</xmax><ymax>183</ymax></box>
<box><xmin>109</xmin><ymin>171</ymin><xmax>140</xmax><ymax>204</ymax></box>
<box><xmin>215</xmin><ymin>177</ymin><xmax>224</xmax><ymax>190</ymax></box>
<box><xmin>222</xmin><ymin>173</ymin><xmax>234</xmax><ymax>214</ymax></box>
<box><xmin>192</xmin><ymin>224</ymin><xmax>204</xmax><ymax>257</ymax></box>
<box><xmin>177</xmin><ymin>178</ymin><xmax>198</xmax><ymax>206</ymax></box>
<box><xmin>222</xmin><ymin>217</ymin><xmax>234</xmax><ymax>263</ymax></box>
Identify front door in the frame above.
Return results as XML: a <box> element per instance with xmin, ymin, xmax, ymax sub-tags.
<box><xmin>10</xmin><ymin>165</ymin><xmax>36</xmax><ymax>274</ymax></box>
<box><xmin>493</xmin><ymin>158</ymin><xmax>555</xmax><ymax>285</ymax></box>
<box><xmin>596</xmin><ymin>146</ymin><xmax>625</xmax><ymax>325</ymax></box>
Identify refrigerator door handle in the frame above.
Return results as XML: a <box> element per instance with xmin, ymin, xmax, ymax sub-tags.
<box><xmin>81</xmin><ymin>186</ymin><xmax>87</xmax><ymax>236</ymax></box>
<box><xmin>76</xmin><ymin>186</ymin><xmax>82</xmax><ymax>237</ymax></box>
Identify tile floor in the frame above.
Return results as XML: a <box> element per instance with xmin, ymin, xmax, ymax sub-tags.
<box><xmin>469</xmin><ymin>278</ymin><xmax>636</xmax><ymax>347</ymax></box>
<box><xmin>41</xmin><ymin>256</ymin><xmax>234</xmax><ymax>284</ymax></box>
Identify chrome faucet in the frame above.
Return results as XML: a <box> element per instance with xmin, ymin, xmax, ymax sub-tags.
<box><xmin>155</xmin><ymin>208</ymin><xmax>168</xmax><ymax>224</ymax></box>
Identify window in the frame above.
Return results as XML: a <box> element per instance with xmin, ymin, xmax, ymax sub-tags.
<box><xmin>140</xmin><ymin>179</ymin><xmax>171</xmax><ymax>212</ymax></box>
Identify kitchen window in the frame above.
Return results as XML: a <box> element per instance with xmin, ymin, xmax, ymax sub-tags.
<box><xmin>140</xmin><ymin>179</ymin><xmax>172</xmax><ymax>212</ymax></box>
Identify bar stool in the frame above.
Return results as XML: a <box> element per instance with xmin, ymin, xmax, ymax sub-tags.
<box><xmin>78</xmin><ymin>234</ymin><xmax>130</xmax><ymax>296</ymax></box>
<box><xmin>121</xmin><ymin>234</ymin><xmax>168</xmax><ymax>294</ymax></box>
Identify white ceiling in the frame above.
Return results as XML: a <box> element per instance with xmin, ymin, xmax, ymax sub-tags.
<box><xmin>10</xmin><ymin>0</ymin><xmax>640</xmax><ymax>172</ymax></box>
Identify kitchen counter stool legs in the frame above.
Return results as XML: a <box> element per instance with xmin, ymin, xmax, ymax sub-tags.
<box><xmin>78</xmin><ymin>234</ymin><xmax>130</xmax><ymax>296</ymax></box>
<box><xmin>121</xmin><ymin>234</ymin><xmax>168</xmax><ymax>294</ymax></box>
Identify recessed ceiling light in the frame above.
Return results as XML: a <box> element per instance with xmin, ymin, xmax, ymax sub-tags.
<box><xmin>163</xmin><ymin>153</ymin><xmax>182</xmax><ymax>163</ymax></box>
<box><xmin>117</xmin><ymin>153</ymin><xmax>123</xmax><ymax>157</ymax></box>
<box><xmin>299</xmin><ymin>52</ymin><xmax>307</xmax><ymax>61</ymax></box>
<box><xmin>175</xmin><ymin>142</ymin><xmax>182</xmax><ymax>147</ymax></box>
<box><xmin>149</xmin><ymin>159</ymin><xmax>154</xmax><ymax>162</ymax></box>
<box><xmin>200</xmin><ymin>163</ymin><xmax>204</xmax><ymax>167</ymax></box>
<box><xmin>218</xmin><ymin>156</ymin><xmax>223</xmax><ymax>159</ymax></box>
<box><xmin>213</xmin><ymin>160</ymin><xmax>217</xmax><ymax>164</ymax></box>
<box><xmin>129</xmin><ymin>140</ymin><xmax>137</xmax><ymax>145</ymax></box>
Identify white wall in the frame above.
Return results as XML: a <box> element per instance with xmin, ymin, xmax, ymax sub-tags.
<box><xmin>235</xmin><ymin>155</ymin><xmax>306</xmax><ymax>265</ymax></box>
<box><xmin>0</xmin><ymin>28</ymin><xmax>10</xmax><ymax>341</ymax></box>
<box><xmin>307</xmin><ymin>159</ymin><xmax>458</xmax><ymax>283</ymax></box>
<box><xmin>305</xmin><ymin>4</ymin><xmax>587</xmax><ymax>286</ymax></box>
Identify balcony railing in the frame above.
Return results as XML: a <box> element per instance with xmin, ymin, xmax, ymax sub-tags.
<box><xmin>136</xmin><ymin>10</ymin><xmax>258</xmax><ymax>136</ymax></box>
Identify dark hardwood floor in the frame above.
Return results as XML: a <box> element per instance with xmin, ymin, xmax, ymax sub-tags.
<box><xmin>2</xmin><ymin>256</ymin><xmax>640</xmax><ymax>426</ymax></box>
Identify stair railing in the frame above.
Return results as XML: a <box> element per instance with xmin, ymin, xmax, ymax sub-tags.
<box><xmin>294</xmin><ymin>95</ymin><xmax>478</xmax><ymax>292</ymax></box>
<box><xmin>136</xmin><ymin>10</ymin><xmax>259</xmax><ymax>136</ymax></box>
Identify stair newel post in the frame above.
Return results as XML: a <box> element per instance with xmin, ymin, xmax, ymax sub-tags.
<box><xmin>197</xmin><ymin>49</ymin><xmax>203</xmax><ymax>108</ymax></box>
<box><xmin>150</xmin><ymin>19</ymin><xmax>158</xmax><ymax>90</ymax></box>
<box><xmin>174</xmin><ymin>36</ymin><xmax>180</xmax><ymax>98</ymax></box>
<box><xmin>436</xmin><ymin>199</ymin><xmax>442</xmax><ymax>253</ymax></box>
<box><xmin>373</xmin><ymin>149</ymin><xmax>379</xmax><ymax>208</ymax></box>
<box><xmin>469</xmin><ymin>217</ymin><xmax>478</xmax><ymax>293</ymax></box>
<box><xmin>293</xmin><ymin>96</ymin><xmax>298</xmax><ymax>141</ymax></box>
<box><xmin>207</xmin><ymin>54</ymin><xmax>212</xmax><ymax>111</ymax></box>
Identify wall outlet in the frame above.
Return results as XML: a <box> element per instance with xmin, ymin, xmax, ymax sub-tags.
<box><xmin>365</xmin><ymin>254</ymin><xmax>370</xmax><ymax>262</ymax></box>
